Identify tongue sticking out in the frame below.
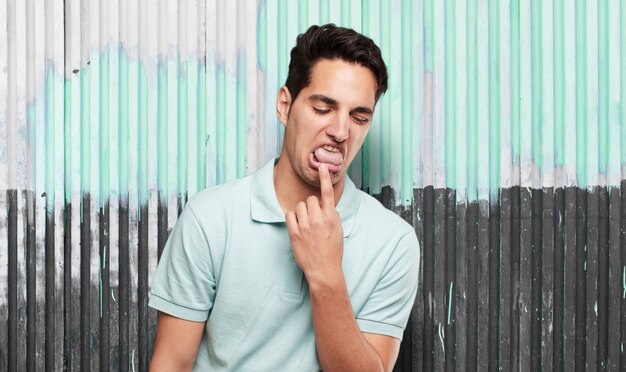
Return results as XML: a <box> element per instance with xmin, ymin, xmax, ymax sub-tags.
<box><xmin>314</xmin><ymin>147</ymin><xmax>343</xmax><ymax>166</ymax></box>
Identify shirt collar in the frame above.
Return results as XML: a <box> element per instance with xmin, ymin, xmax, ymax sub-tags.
<box><xmin>250</xmin><ymin>157</ymin><xmax>360</xmax><ymax>238</ymax></box>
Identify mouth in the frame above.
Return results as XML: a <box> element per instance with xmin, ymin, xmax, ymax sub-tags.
<box><xmin>310</xmin><ymin>144</ymin><xmax>344</xmax><ymax>173</ymax></box>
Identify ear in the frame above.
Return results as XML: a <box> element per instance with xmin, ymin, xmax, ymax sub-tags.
<box><xmin>276</xmin><ymin>86</ymin><xmax>292</xmax><ymax>126</ymax></box>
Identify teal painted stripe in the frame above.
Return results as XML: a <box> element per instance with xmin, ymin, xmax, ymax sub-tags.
<box><xmin>157</xmin><ymin>60</ymin><xmax>168</xmax><ymax>197</ymax></box>
<box><xmin>45</xmin><ymin>64</ymin><xmax>55</xmax><ymax>210</ymax></box>
<box><xmin>511</xmin><ymin>0</ymin><xmax>521</xmax><ymax>163</ymax></box>
<box><xmin>81</xmin><ymin>61</ymin><xmax>91</xmax><ymax>195</ymax></box>
<box><xmin>100</xmin><ymin>49</ymin><xmax>110</xmax><ymax>207</ymax></box>
<box><xmin>341</xmin><ymin>0</ymin><xmax>351</xmax><ymax>26</ymax></box>
<box><xmin>319</xmin><ymin>0</ymin><xmax>330</xmax><ymax>24</ymax></box>
<box><xmin>178</xmin><ymin>59</ymin><xmax>189</xmax><ymax>197</ymax></box>
<box><xmin>466</xmin><ymin>0</ymin><xmax>476</xmax><ymax>200</ymax></box>
<box><xmin>119</xmin><ymin>49</ymin><xmax>129</xmax><ymax>198</ymax></box>
<box><xmin>257</xmin><ymin>1</ymin><xmax>268</xmax><ymax>71</ymax></box>
<box><xmin>361</xmin><ymin>0</ymin><xmax>371</xmax><ymax>192</ymax></box>
<box><xmin>447</xmin><ymin>0</ymin><xmax>458</xmax><ymax>190</ymax></box>
<box><xmin>197</xmin><ymin>62</ymin><xmax>207</xmax><ymax>191</ymax></box>
<box><xmin>298</xmin><ymin>0</ymin><xmax>309</xmax><ymax>31</ymax></box>
<box><xmin>277</xmin><ymin>0</ymin><xmax>288</xmax><ymax>150</ymax></box>
<box><xmin>381</xmin><ymin>0</ymin><xmax>391</xmax><ymax>186</ymax></box>
<box><xmin>236</xmin><ymin>52</ymin><xmax>247</xmax><ymax>178</ymax></box>
<box><xmin>225</xmin><ymin>66</ymin><xmax>237</xmax><ymax>182</ymax></box>
<box><xmin>401</xmin><ymin>0</ymin><xmax>413</xmax><ymax>204</ymax></box>
<box><xmin>597</xmin><ymin>0</ymin><xmax>609</xmax><ymax>176</ymax></box>
<box><xmin>622</xmin><ymin>0</ymin><xmax>626</xmax><ymax>167</ymax></box>
<box><xmin>553</xmin><ymin>0</ymin><xmax>565</xmax><ymax>168</ymax></box>
<box><xmin>424</xmin><ymin>0</ymin><xmax>434</xmax><ymax>72</ymax></box>
<box><xmin>489</xmin><ymin>0</ymin><xmax>501</xmax><ymax>198</ymax></box>
<box><xmin>138</xmin><ymin>64</ymin><xmax>149</xmax><ymax>205</ymax></box>
<box><xmin>531</xmin><ymin>0</ymin><xmax>543</xmax><ymax>169</ymax></box>
<box><xmin>216</xmin><ymin>65</ymin><xmax>226</xmax><ymax>184</ymax></box>
<box><xmin>277</xmin><ymin>0</ymin><xmax>287</xmax><ymax>84</ymax></box>
<box><xmin>64</xmin><ymin>80</ymin><xmax>72</xmax><ymax>202</ymax></box>
<box><xmin>575</xmin><ymin>0</ymin><xmax>588</xmax><ymax>187</ymax></box>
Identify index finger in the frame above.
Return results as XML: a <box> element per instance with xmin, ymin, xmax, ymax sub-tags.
<box><xmin>318</xmin><ymin>164</ymin><xmax>335</xmax><ymax>210</ymax></box>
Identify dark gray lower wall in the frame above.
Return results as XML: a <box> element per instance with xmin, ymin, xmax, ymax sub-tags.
<box><xmin>2</xmin><ymin>184</ymin><xmax>625</xmax><ymax>371</ymax></box>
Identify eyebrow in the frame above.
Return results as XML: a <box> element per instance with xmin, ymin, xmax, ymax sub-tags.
<box><xmin>307</xmin><ymin>94</ymin><xmax>374</xmax><ymax>116</ymax></box>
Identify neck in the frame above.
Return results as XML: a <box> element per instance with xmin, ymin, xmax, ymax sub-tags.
<box><xmin>273</xmin><ymin>156</ymin><xmax>345</xmax><ymax>214</ymax></box>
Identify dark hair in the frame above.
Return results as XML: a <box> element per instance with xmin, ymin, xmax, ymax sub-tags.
<box><xmin>284</xmin><ymin>24</ymin><xmax>388</xmax><ymax>104</ymax></box>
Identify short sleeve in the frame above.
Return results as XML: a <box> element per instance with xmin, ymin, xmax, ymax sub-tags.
<box><xmin>148</xmin><ymin>204</ymin><xmax>216</xmax><ymax>322</ymax></box>
<box><xmin>356</xmin><ymin>230</ymin><xmax>420</xmax><ymax>340</ymax></box>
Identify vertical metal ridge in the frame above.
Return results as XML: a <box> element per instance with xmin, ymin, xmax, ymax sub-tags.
<box><xmin>444</xmin><ymin>188</ymin><xmax>457</xmax><ymax>372</ymax></box>
<box><xmin>574</xmin><ymin>188</ymin><xmax>587</xmax><ymax>370</ymax></box>
<box><xmin>477</xmin><ymin>201</ymin><xmax>490</xmax><ymax>372</ymax></box>
<box><xmin>597</xmin><ymin>0</ymin><xmax>609</xmax><ymax>178</ymax></box>
<box><xmin>99</xmin><ymin>201</ymin><xmax>111</xmax><ymax>372</ymax></box>
<box><xmin>156</xmin><ymin>0</ymin><xmax>169</xmax><ymax>261</ymax></box>
<box><xmin>465</xmin><ymin>200</ymin><xmax>479</xmax><ymax>371</ymax></box>
<box><xmin>617</xmin><ymin>179</ymin><xmax>626</xmax><ymax>371</ymax></box>
<box><xmin>510</xmin><ymin>0</ymin><xmax>521</xmax><ymax>182</ymax></box>
<box><xmin>80</xmin><ymin>194</ymin><xmax>91</xmax><ymax>371</ymax></box>
<box><xmin>177</xmin><ymin>0</ymin><xmax>188</xmax><ymax>214</ymax></box>
<box><xmin>421</xmin><ymin>186</ymin><xmax>435</xmax><ymax>372</ymax></box>
<box><xmin>541</xmin><ymin>188</ymin><xmax>555</xmax><ymax>372</ymax></box>
<box><xmin>466</xmin><ymin>0</ymin><xmax>478</xmax><ymax>200</ymax></box>
<box><xmin>530</xmin><ymin>188</ymin><xmax>543</xmax><ymax>371</ymax></box>
<box><xmin>605</xmin><ymin>185</ymin><xmax>620</xmax><ymax>369</ymax></box>
<box><xmin>119</xmin><ymin>199</ymin><xmax>130</xmax><ymax>372</ymax></box>
<box><xmin>585</xmin><ymin>187</ymin><xmax>599</xmax><ymax>370</ymax></box>
<box><xmin>455</xmin><ymin>193</ymin><xmax>467</xmax><ymax>372</ymax></box>
<box><xmin>530</xmin><ymin>0</ymin><xmax>543</xmax><ymax>172</ymax></box>
<box><xmin>412</xmin><ymin>189</ymin><xmax>425</xmax><ymax>372</ymax></box>
<box><xmin>445</xmin><ymin>0</ymin><xmax>457</xmax><ymax>191</ymax></box>
<box><xmin>137</xmin><ymin>0</ymin><xmax>149</xmax><ymax>367</ymax></box>
<box><xmin>98</xmin><ymin>1</ymin><xmax>111</xmax><ymax>369</ymax></box>
<box><xmin>509</xmin><ymin>186</ymin><xmax>521</xmax><ymax>372</ymax></box>
<box><xmin>43</xmin><ymin>0</ymin><xmax>57</xmax><ymax>363</ymax></box>
<box><xmin>553</xmin><ymin>187</ymin><xmax>566</xmax><ymax>371</ymax></box>
<box><xmin>7</xmin><ymin>190</ymin><xmax>18</xmax><ymax>371</ymax></box>
<box><xmin>44</xmin><ymin>203</ymin><xmax>55</xmax><ymax>372</ymax></box>
<box><xmin>62</xmin><ymin>202</ymin><xmax>72</xmax><ymax>372</ymax></box>
<box><xmin>596</xmin><ymin>186</ymin><xmax>610</xmax><ymax>369</ymax></box>
<box><xmin>575</xmin><ymin>0</ymin><xmax>588</xmax><ymax>187</ymax></box>
<box><xmin>499</xmin><ymin>188</ymin><xmax>512</xmax><ymax>371</ymax></box>
<box><xmin>137</xmin><ymin>203</ymin><xmax>149</xmax><ymax>371</ymax></box>
<box><xmin>563</xmin><ymin>186</ymin><xmax>577</xmax><ymax>371</ymax></box>
<box><xmin>488</xmin><ymin>194</ymin><xmax>500</xmax><ymax>372</ymax></box>
<box><xmin>117</xmin><ymin>1</ymin><xmax>130</xmax><ymax>369</ymax></box>
<box><xmin>433</xmin><ymin>189</ymin><xmax>446</xmax><ymax>371</ymax></box>
<box><xmin>25</xmin><ymin>191</ymin><xmax>36</xmax><ymax>372</ymax></box>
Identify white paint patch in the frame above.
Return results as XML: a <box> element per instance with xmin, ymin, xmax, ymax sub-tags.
<box><xmin>438</xmin><ymin>322</ymin><xmax>445</xmax><ymax>353</ymax></box>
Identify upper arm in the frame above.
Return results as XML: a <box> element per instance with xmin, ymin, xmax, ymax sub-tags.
<box><xmin>356</xmin><ymin>230</ymin><xmax>420</xmax><ymax>339</ymax></box>
<box><xmin>150</xmin><ymin>312</ymin><xmax>206</xmax><ymax>371</ymax></box>
<box><xmin>362</xmin><ymin>332</ymin><xmax>401</xmax><ymax>372</ymax></box>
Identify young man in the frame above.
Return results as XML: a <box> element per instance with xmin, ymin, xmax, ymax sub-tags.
<box><xmin>149</xmin><ymin>24</ymin><xmax>420</xmax><ymax>371</ymax></box>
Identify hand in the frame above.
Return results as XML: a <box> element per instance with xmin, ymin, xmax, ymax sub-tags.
<box><xmin>285</xmin><ymin>164</ymin><xmax>344</xmax><ymax>281</ymax></box>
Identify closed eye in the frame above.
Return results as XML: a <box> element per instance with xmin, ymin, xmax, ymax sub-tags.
<box><xmin>352</xmin><ymin>116</ymin><xmax>369</xmax><ymax>125</ymax></box>
<box><xmin>313</xmin><ymin>107</ymin><xmax>330</xmax><ymax>115</ymax></box>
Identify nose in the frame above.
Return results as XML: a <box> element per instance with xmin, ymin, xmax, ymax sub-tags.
<box><xmin>326</xmin><ymin>113</ymin><xmax>350</xmax><ymax>142</ymax></box>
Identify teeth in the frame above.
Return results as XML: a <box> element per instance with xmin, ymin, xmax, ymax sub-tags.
<box><xmin>322</xmin><ymin>145</ymin><xmax>340</xmax><ymax>153</ymax></box>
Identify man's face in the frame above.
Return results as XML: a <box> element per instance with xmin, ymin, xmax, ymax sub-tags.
<box><xmin>277</xmin><ymin>58</ymin><xmax>377</xmax><ymax>187</ymax></box>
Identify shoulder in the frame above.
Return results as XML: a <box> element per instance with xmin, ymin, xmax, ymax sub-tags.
<box><xmin>186</xmin><ymin>175</ymin><xmax>252</xmax><ymax>212</ymax></box>
<box><xmin>182</xmin><ymin>174</ymin><xmax>254</xmax><ymax>232</ymax></box>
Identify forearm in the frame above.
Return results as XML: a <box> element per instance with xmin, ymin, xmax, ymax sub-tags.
<box><xmin>308</xmin><ymin>271</ymin><xmax>384</xmax><ymax>372</ymax></box>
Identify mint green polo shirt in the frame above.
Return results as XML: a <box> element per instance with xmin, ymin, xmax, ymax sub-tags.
<box><xmin>149</xmin><ymin>158</ymin><xmax>420</xmax><ymax>371</ymax></box>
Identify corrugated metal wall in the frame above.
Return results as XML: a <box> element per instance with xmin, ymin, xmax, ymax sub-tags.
<box><xmin>1</xmin><ymin>0</ymin><xmax>625</xmax><ymax>371</ymax></box>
